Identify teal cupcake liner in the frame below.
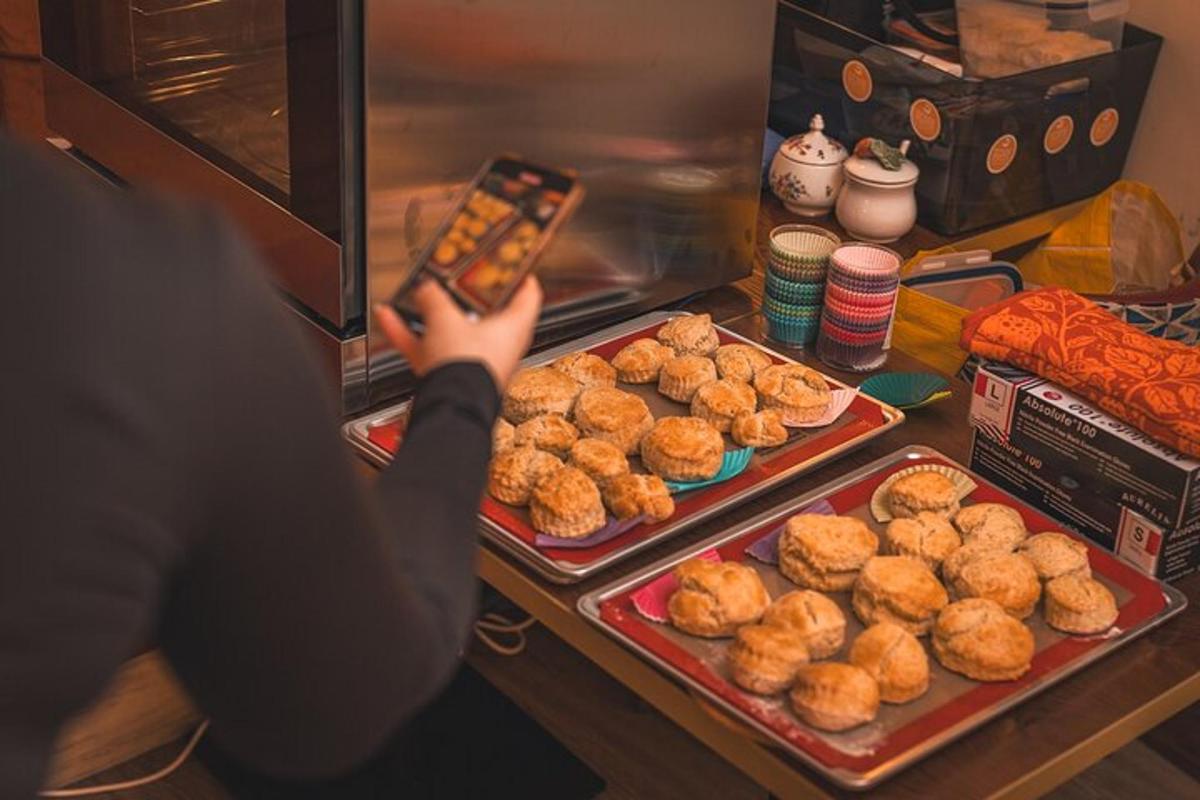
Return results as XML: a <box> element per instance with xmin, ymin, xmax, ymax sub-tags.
<box><xmin>769</xmin><ymin>224</ymin><xmax>841</xmax><ymax>264</ymax></box>
<box><xmin>763</xmin><ymin>296</ymin><xmax>823</xmax><ymax>323</ymax></box>
<box><xmin>764</xmin><ymin>311</ymin><xmax>820</xmax><ymax>346</ymax></box>
<box><xmin>766</xmin><ymin>271</ymin><xmax>827</xmax><ymax>305</ymax></box>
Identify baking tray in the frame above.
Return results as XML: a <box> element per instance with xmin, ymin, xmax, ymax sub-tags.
<box><xmin>344</xmin><ymin>311</ymin><xmax>904</xmax><ymax>583</ymax></box>
<box><xmin>577</xmin><ymin>445</ymin><xmax>1188</xmax><ymax>790</ymax></box>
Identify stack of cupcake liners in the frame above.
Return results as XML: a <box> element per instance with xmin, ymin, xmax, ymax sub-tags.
<box><xmin>763</xmin><ymin>224</ymin><xmax>840</xmax><ymax>346</ymax></box>
<box><xmin>816</xmin><ymin>244</ymin><xmax>902</xmax><ymax>372</ymax></box>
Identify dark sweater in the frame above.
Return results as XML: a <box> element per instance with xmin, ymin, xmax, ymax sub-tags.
<box><xmin>0</xmin><ymin>137</ymin><xmax>496</xmax><ymax>797</ymax></box>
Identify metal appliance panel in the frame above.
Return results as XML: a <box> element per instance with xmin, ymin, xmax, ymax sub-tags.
<box><xmin>364</xmin><ymin>0</ymin><xmax>777</xmax><ymax>405</ymax></box>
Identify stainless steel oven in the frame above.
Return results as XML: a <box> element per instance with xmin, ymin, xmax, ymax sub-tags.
<box><xmin>38</xmin><ymin>0</ymin><xmax>777</xmax><ymax>414</ymax></box>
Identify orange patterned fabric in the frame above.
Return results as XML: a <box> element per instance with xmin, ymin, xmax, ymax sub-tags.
<box><xmin>961</xmin><ymin>287</ymin><xmax>1200</xmax><ymax>458</ymax></box>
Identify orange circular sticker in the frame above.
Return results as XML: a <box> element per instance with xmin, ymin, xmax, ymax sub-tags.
<box><xmin>1043</xmin><ymin>115</ymin><xmax>1075</xmax><ymax>155</ymax></box>
<box><xmin>986</xmin><ymin>134</ymin><xmax>1018</xmax><ymax>175</ymax></box>
<box><xmin>910</xmin><ymin>98</ymin><xmax>941</xmax><ymax>142</ymax></box>
<box><xmin>842</xmin><ymin>60</ymin><xmax>873</xmax><ymax>103</ymax></box>
<box><xmin>1090</xmin><ymin>107</ymin><xmax>1120</xmax><ymax>147</ymax></box>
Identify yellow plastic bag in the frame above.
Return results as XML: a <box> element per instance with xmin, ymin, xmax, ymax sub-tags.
<box><xmin>891</xmin><ymin>181</ymin><xmax>1189</xmax><ymax>375</ymax></box>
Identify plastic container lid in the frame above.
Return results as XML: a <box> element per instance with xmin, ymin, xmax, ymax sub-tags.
<box><xmin>998</xmin><ymin>0</ymin><xmax>1130</xmax><ymax>22</ymax></box>
<box><xmin>776</xmin><ymin>115</ymin><xmax>848</xmax><ymax>167</ymax></box>
<box><xmin>843</xmin><ymin>154</ymin><xmax>920</xmax><ymax>187</ymax></box>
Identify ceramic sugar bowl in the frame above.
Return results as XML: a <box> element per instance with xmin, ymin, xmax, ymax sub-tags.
<box><xmin>835</xmin><ymin>140</ymin><xmax>920</xmax><ymax>243</ymax></box>
<box><xmin>769</xmin><ymin>114</ymin><xmax>847</xmax><ymax>217</ymax></box>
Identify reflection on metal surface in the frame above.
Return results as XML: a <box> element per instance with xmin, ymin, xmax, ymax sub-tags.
<box><xmin>365</xmin><ymin>0</ymin><xmax>777</xmax><ymax>402</ymax></box>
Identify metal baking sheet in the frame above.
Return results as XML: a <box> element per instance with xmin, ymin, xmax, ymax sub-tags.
<box><xmin>344</xmin><ymin>311</ymin><xmax>904</xmax><ymax>583</ymax></box>
<box><xmin>577</xmin><ymin>445</ymin><xmax>1189</xmax><ymax>789</ymax></box>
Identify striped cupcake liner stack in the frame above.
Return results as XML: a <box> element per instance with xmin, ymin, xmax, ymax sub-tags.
<box><xmin>815</xmin><ymin>243</ymin><xmax>902</xmax><ymax>372</ymax></box>
<box><xmin>763</xmin><ymin>224</ymin><xmax>840</xmax><ymax>347</ymax></box>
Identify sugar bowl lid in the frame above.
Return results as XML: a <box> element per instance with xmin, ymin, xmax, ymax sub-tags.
<box><xmin>777</xmin><ymin>114</ymin><xmax>848</xmax><ymax>167</ymax></box>
<box><xmin>844</xmin><ymin>140</ymin><xmax>920</xmax><ymax>186</ymax></box>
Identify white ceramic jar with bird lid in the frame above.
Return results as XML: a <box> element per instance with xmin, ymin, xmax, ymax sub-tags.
<box><xmin>768</xmin><ymin>114</ymin><xmax>848</xmax><ymax>217</ymax></box>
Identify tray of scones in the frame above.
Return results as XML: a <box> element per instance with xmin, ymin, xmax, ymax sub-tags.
<box><xmin>577</xmin><ymin>445</ymin><xmax>1187</xmax><ymax>789</ymax></box>
<box><xmin>344</xmin><ymin>311</ymin><xmax>903</xmax><ymax>583</ymax></box>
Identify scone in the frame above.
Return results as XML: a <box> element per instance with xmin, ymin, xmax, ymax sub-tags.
<box><xmin>603</xmin><ymin>473</ymin><xmax>675</xmax><ymax>522</ymax></box>
<box><xmin>551</xmin><ymin>351</ymin><xmax>617</xmax><ymax>389</ymax></box>
<box><xmin>512</xmin><ymin>413</ymin><xmax>579</xmax><ymax>458</ymax></box>
<box><xmin>849</xmin><ymin>623</ymin><xmax>930</xmax><ymax>703</ymax></box>
<box><xmin>953</xmin><ymin>503</ymin><xmax>1028</xmax><ymax>551</ymax></box>
<box><xmin>714</xmin><ymin>343</ymin><xmax>772</xmax><ymax>383</ymax></box>
<box><xmin>888</xmin><ymin>471</ymin><xmax>961</xmax><ymax>519</ymax></box>
<box><xmin>487</xmin><ymin>446</ymin><xmax>564</xmax><ymax>506</ymax></box>
<box><xmin>691</xmin><ymin>379</ymin><xmax>757</xmax><ymax>433</ymax></box>
<box><xmin>789</xmin><ymin>663</ymin><xmax>880</xmax><ymax>732</ymax></box>
<box><xmin>1044</xmin><ymin>575</ymin><xmax>1119</xmax><ymax>635</ymax></box>
<box><xmin>884</xmin><ymin>512</ymin><xmax>962</xmax><ymax>573</ymax></box>
<box><xmin>573</xmin><ymin>387</ymin><xmax>655</xmax><ymax>455</ymax></box>
<box><xmin>761</xmin><ymin>590</ymin><xmax>847</xmax><ymax>659</ymax></box>
<box><xmin>852</xmin><ymin>556</ymin><xmax>949</xmax><ymax>636</ymax></box>
<box><xmin>567</xmin><ymin>438</ymin><xmax>630</xmax><ymax>487</ymax></box>
<box><xmin>503</xmin><ymin>367</ymin><xmax>581</xmax><ymax>424</ymax></box>
<box><xmin>640</xmin><ymin>417</ymin><xmax>725</xmax><ymax>482</ymax></box>
<box><xmin>658</xmin><ymin>355</ymin><xmax>718</xmax><ymax>403</ymax></box>
<box><xmin>667</xmin><ymin>559</ymin><xmax>771</xmax><ymax>638</ymax></box>
<box><xmin>528</xmin><ymin>466</ymin><xmax>607</xmax><ymax>539</ymax></box>
<box><xmin>932</xmin><ymin>598</ymin><xmax>1035</xmax><ymax>682</ymax></box>
<box><xmin>657</xmin><ymin>313</ymin><xmax>720</xmax><ymax>356</ymax></box>
<box><xmin>611</xmin><ymin>338</ymin><xmax>675</xmax><ymax>384</ymax></box>
<box><xmin>728</xmin><ymin>624</ymin><xmax>810</xmax><ymax>695</ymax></box>
<box><xmin>730</xmin><ymin>410</ymin><xmax>789</xmax><ymax>449</ymax></box>
<box><xmin>753</xmin><ymin>364</ymin><xmax>832</xmax><ymax>425</ymax></box>
<box><xmin>1019</xmin><ymin>532</ymin><xmax>1091</xmax><ymax>582</ymax></box>
<box><xmin>493</xmin><ymin>418</ymin><xmax>515</xmax><ymax>454</ymax></box>
<box><xmin>778</xmin><ymin>514</ymin><xmax>879</xmax><ymax>592</ymax></box>
<box><xmin>943</xmin><ymin>546</ymin><xmax>1041</xmax><ymax>619</ymax></box>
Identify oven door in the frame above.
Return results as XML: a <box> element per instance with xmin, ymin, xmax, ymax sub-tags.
<box><xmin>37</xmin><ymin>0</ymin><xmax>362</xmax><ymax>331</ymax></box>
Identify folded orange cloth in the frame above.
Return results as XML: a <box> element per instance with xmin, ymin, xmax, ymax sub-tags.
<box><xmin>961</xmin><ymin>287</ymin><xmax>1200</xmax><ymax>458</ymax></box>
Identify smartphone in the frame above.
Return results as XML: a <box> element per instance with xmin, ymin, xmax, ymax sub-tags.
<box><xmin>392</xmin><ymin>155</ymin><xmax>583</xmax><ymax>319</ymax></box>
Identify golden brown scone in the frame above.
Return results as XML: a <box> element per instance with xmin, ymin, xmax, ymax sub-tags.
<box><xmin>657</xmin><ymin>313</ymin><xmax>720</xmax><ymax>357</ymax></box>
<box><xmin>1019</xmin><ymin>532</ymin><xmax>1091</xmax><ymax>582</ymax></box>
<box><xmin>729</xmin><ymin>624</ymin><xmax>810</xmax><ymax>695</ymax></box>
<box><xmin>567</xmin><ymin>438</ymin><xmax>630</xmax><ymax>487</ymax></box>
<box><xmin>602</xmin><ymin>473</ymin><xmax>675</xmax><ymax>522</ymax></box>
<box><xmin>778</xmin><ymin>514</ymin><xmax>879</xmax><ymax>591</ymax></box>
<box><xmin>953</xmin><ymin>503</ymin><xmax>1028</xmax><ymax>551</ymax></box>
<box><xmin>730</xmin><ymin>410</ymin><xmax>790</xmax><ymax>449</ymax></box>
<box><xmin>487</xmin><ymin>446</ymin><xmax>564</xmax><ymax>506</ymax></box>
<box><xmin>789</xmin><ymin>663</ymin><xmax>881</xmax><ymax>732</ymax></box>
<box><xmin>884</xmin><ymin>512</ymin><xmax>962</xmax><ymax>573</ymax></box>
<box><xmin>714</xmin><ymin>343</ymin><xmax>773</xmax><ymax>383</ymax></box>
<box><xmin>887</xmin><ymin>471</ymin><xmax>961</xmax><ymax>519</ymax></box>
<box><xmin>573</xmin><ymin>386</ymin><xmax>655</xmax><ymax>455</ymax></box>
<box><xmin>528</xmin><ymin>466</ymin><xmax>607</xmax><ymax>539</ymax></box>
<box><xmin>753</xmin><ymin>364</ymin><xmax>832</xmax><ymax>425</ymax></box>
<box><xmin>512</xmin><ymin>413</ymin><xmax>580</xmax><ymax>458</ymax></box>
<box><xmin>943</xmin><ymin>546</ymin><xmax>1041</xmax><ymax>619</ymax></box>
<box><xmin>849</xmin><ymin>623</ymin><xmax>930</xmax><ymax>703</ymax></box>
<box><xmin>1044</xmin><ymin>575</ymin><xmax>1119</xmax><ymax>635</ymax></box>
<box><xmin>640</xmin><ymin>416</ymin><xmax>725</xmax><ymax>482</ymax></box>
<box><xmin>503</xmin><ymin>367</ymin><xmax>581</xmax><ymax>423</ymax></box>
<box><xmin>551</xmin><ymin>351</ymin><xmax>617</xmax><ymax>389</ymax></box>
<box><xmin>667</xmin><ymin>559</ymin><xmax>770</xmax><ymax>638</ymax></box>
<box><xmin>658</xmin><ymin>355</ymin><xmax>719</xmax><ymax>402</ymax></box>
<box><xmin>611</xmin><ymin>338</ymin><xmax>675</xmax><ymax>384</ymax></box>
<box><xmin>691</xmin><ymin>379</ymin><xmax>757</xmax><ymax>433</ymax></box>
<box><xmin>761</xmin><ymin>590</ymin><xmax>847</xmax><ymax>660</ymax></box>
<box><xmin>932</xmin><ymin>598</ymin><xmax>1035</xmax><ymax>682</ymax></box>
<box><xmin>492</xmin><ymin>418</ymin><xmax>515</xmax><ymax>454</ymax></box>
<box><xmin>852</xmin><ymin>556</ymin><xmax>949</xmax><ymax>636</ymax></box>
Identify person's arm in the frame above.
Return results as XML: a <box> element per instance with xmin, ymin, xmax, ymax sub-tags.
<box><xmin>155</xmin><ymin>218</ymin><xmax>540</xmax><ymax>779</ymax></box>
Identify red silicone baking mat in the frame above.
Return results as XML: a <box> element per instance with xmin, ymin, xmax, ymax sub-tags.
<box><xmin>577</xmin><ymin>446</ymin><xmax>1187</xmax><ymax>789</ymax></box>
<box><xmin>344</xmin><ymin>311</ymin><xmax>903</xmax><ymax>583</ymax></box>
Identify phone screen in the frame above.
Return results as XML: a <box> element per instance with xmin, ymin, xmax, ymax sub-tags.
<box><xmin>399</xmin><ymin>157</ymin><xmax>579</xmax><ymax>316</ymax></box>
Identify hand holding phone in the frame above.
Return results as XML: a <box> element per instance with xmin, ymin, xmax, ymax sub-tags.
<box><xmin>375</xmin><ymin>277</ymin><xmax>543</xmax><ymax>391</ymax></box>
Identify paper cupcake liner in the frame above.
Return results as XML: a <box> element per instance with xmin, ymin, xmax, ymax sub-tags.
<box><xmin>831</xmin><ymin>243</ymin><xmax>902</xmax><ymax>276</ymax></box>
<box><xmin>827</xmin><ymin>271</ymin><xmax>901</xmax><ymax>293</ymax></box>
<box><xmin>824</xmin><ymin>281</ymin><xmax>901</xmax><ymax>309</ymax></box>
<box><xmin>819</xmin><ymin>315</ymin><xmax>890</xmax><ymax>344</ymax></box>
<box><xmin>630</xmin><ymin>548</ymin><xmax>722</xmax><ymax>623</ymax></box>
<box><xmin>534</xmin><ymin>514</ymin><xmax>644</xmax><ymax>549</ymax></box>
<box><xmin>744</xmin><ymin>498</ymin><xmax>837</xmax><ymax>565</ymax></box>
<box><xmin>665</xmin><ymin>447</ymin><xmax>755</xmax><ymax>494</ymax></box>
<box><xmin>869</xmin><ymin>464</ymin><xmax>978</xmax><ymax>523</ymax></box>
<box><xmin>769</xmin><ymin>224</ymin><xmax>840</xmax><ymax>262</ymax></box>
<box><xmin>766</xmin><ymin>272</ymin><xmax>827</xmax><ymax>305</ymax></box>
<box><xmin>822</xmin><ymin>294</ymin><xmax>896</xmax><ymax>323</ymax></box>
<box><xmin>780</xmin><ymin>387</ymin><xmax>858</xmax><ymax>428</ymax></box>
<box><xmin>765</xmin><ymin>313</ymin><xmax>820</xmax><ymax>347</ymax></box>
<box><xmin>763</xmin><ymin>296</ymin><xmax>823</xmax><ymax>320</ymax></box>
